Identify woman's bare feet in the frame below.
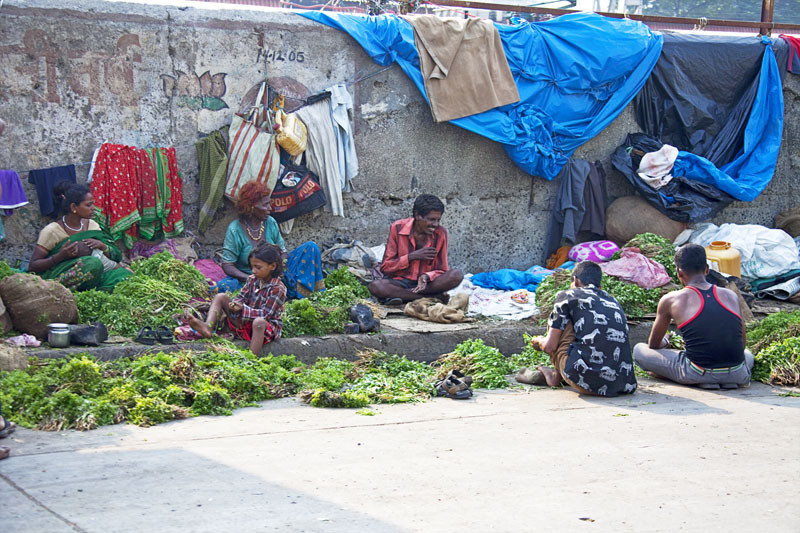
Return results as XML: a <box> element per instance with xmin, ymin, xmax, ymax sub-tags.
<box><xmin>186</xmin><ymin>315</ymin><xmax>212</xmax><ymax>338</ymax></box>
<box><xmin>0</xmin><ymin>446</ymin><xmax>9</xmax><ymax>460</ymax></box>
<box><xmin>536</xmin><ymin>365</ymin><xmax>562</xmax><ymax>387</ymax></box>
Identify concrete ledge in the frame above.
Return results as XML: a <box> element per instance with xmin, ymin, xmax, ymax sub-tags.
<box><xmin>22</xmin><ymin>320</ymin><xmax>656</xmax><ymax>365</ymax></box>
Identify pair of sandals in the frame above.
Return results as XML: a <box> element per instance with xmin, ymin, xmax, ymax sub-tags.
<box><xmin>0</xmin><ymin>415</ymin><xmax>16</xmax><ymax>461</ymax></box>
<box><xmin>698</xmin><ymin>383</ymin><xmax>739</xmax><ymax>390</ymax></box>
<box><xmin>436</xmin><ymin>370</ymin><xmax>473</xmax><ymax>400</ymax></box>
<box><xmin>135</xmin><ymin>325</ymin><xmax>174</xmax><ymax>345</ymax></box>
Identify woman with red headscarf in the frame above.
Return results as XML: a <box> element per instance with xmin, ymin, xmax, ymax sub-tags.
<box><xmin>213</xmin><ymin>181</ymin><xmax>324</xmax><ymax>299</ymax></box>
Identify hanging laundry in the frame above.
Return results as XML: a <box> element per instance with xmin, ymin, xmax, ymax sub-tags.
<box><xmin>145</xmin><ymin>147</ymin><xmax>184</xmax><ymax>238</ymax></box>
<box><xmin>299</xmin><ymin>12</ymin><xmax>662</xmax><ymax>180</ymax></box>
<box><xmin>781</xmin><ymin>35</ymin><xmax>800</xmax><ymax>74</ymax></box>
<box><xmin>295</xmin><ymin>97</ymin><xmax>347</xmax><ymax>217</ymax></box>
<box><xmin>163</xmin><ymin>147</ymin><xmax>184</xmax><ymax>238</ymax></box>
<box><xmin>91</xmin><ymin>144</ymin><xmax>141</xmax><ymax>245</ymax></box>
<box><xmin>0</xmin><ymin>170</ymin><xmax>29</xmax><ymax>213</ymax></box>
<box><xmin>637</xmin><ymin>144</ymin><xmax>678</xmax><ymax>190</ymax></box>
<box><xmin>195</xmin><ymin>128</ymin><xmax>229</xmax><ymax>233</ymax></box>
<box><xmin>328</xmin><ymin>84</ymin><xmax>359</xmax><ymax>192</ymax></box>
<box><xmin>132</xmin><ymin>148</ymin><xmax>158</xmax><ymax>240</ymax></box>
<box><xmin>542</xmin><ymin>159</ymin><xmax>606</xmax><ymax>262</ymax></box>
<box><xmin>402</xmin><ymin>15</ymin><xmax>519</xmax><ymax>122</ymax></box>
<box><xmin>28</xmin><ymin>165</ymin><xmax>76</xmax><ymax>218</ymax></box>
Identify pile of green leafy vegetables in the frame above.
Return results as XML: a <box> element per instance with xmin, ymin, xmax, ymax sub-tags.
<box><xmin>282</xmin><ymin>268</ymin><xmax>370</xmax><ymax>338</ymax></box>
<box><xmin>74</xmin><ymin>252</ymin><xmax>209</xmax><ymax>338</ymax></box>
<box><xmin>0</xmin><ymin>338</ymin><xmax>547</xmax><ymax>430</ymax></box>
<box><xmin>0</xmin><ymin>260</ymin><xmax>15</xmax><ymax>282</ymax></box>
<box><xmin>747</xmin><ymin>310</ymin><xmax>800</xmax><ymax>385</ymax></box>
<box><xmin>73</xmin><ymin>256</ymin><xmax>373</xmax><ymax>339</ymax></box>
<box><xmin>436</xmin><ymin>338</ymin><xmax>549</xmax><ymax>389</ymax></box>
<box><xmin>323</xmin><ymin>266</ymin><xmax>371</xmax><ymax>299</ymax></box>
<box><xmin>535</xmin><ymin>270</ymin><xmax>666</xmax><ymax>321</ymax></box>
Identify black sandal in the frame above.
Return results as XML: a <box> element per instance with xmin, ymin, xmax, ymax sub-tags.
<box><xmin>135</xmin><ymin>326</ymin><xmax>157</xmax><ymax>345</ymax></box>
<box><xmin>0</xmin><ymin>416</ymin><xmax>16</xmax><ymax>439</ymax></box>
<box><xmin>155</xmin><ymin>325</ymin><xmax>174</xmax><ymax>345</ymax></box>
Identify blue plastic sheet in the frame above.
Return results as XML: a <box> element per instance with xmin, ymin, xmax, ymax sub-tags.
<box><xmin>471</xmin><ymin>266</ymin><xmax>554</xmax><ymax>292</ymax></box>
<box><xmin>299</xmin><ymin>12</ymin><xmax>662</xmax><ymax>180</ymax></box>
<box><xmin>671</xmin><ymin>37</ymin><xmax>784</xmax><ymax>202</ymax></box>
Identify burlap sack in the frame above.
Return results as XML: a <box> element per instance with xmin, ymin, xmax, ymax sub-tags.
<box><xmin>404</xmin><ymin>294</ymin><xmax>471</xmax><ymax>324</ymax></box>
<box><xmin>0</xmin><ymin>342</ymin><xmax>28</xmax><ymax>371</ymax></box>
<box><xmin>0</xmin><ymin>274</ymin><xmax>78</xmax><ymax>339</ymax></box>
<box><xmin>605</xmin><ymin>196</ymin><xmax>686</xmax><ymax>245</ymax></box>
<box><xmin>0</xmin><ymin>296</ymin><xmax>12</xmax><ymax>334</ymax></box>
<box><xmin>774</xmin><ymin>206</ymin><xmax>800</xmax><ymax>238</ymax></box>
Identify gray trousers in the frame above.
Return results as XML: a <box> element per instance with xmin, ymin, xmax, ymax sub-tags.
<box><xmin>633</xmin><ymin>343</ymin><xmax>754</xmax><ymax>386</ymax></box>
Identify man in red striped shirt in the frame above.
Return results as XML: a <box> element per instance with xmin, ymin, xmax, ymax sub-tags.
<box><xmin>369</xmin><ymin>194</ymin><xmax>463</xmax><ymax>304</ymax></box>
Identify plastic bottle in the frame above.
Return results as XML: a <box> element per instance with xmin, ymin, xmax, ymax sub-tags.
<box><xmin>705</xmin><ymin>241</ymin><xmax>741</xmax><ymax>277</ymax></box>
<box><xmin>273</xmin><ymin>110</ymin><xmax>308</xmax><ymax>157</ymax></box>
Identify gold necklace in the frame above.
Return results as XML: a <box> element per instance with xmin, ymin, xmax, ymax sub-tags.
<box><xmin>244</xmin><ymin>220</ymin><xmax>264</xmax><ymax>241</ymax></box>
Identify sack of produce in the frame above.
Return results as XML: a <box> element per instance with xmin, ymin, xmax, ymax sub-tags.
<box><xmin>0</xmin><ymin>296</ymin><xmax>13</xmax><ymax>334</ymax></box>
<box><xmin>0</xmin><ymin>342</ymin><xmax>27</xmax><ymax>371</ymax></box>
<box><xmin>605</xmin><ymin>196</ymin><xmax>685</xmax><ymax>245</ymax></box>
<box><xmin>0</xmin><ymin>273</ymin><xmax>78</xmax><ymax>339</ymax></box>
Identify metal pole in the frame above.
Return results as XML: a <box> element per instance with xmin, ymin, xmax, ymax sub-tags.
<box><xmin>426</xmin><ymin>1</ymin><xmax>800</xmax><ymax>32</ymax></box>
<box><xmin>760</xmin><ymin>0</ymin><xmax>774</xmax><ymax>36</ymax></box>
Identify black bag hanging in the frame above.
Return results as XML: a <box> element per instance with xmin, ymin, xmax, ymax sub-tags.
<box><xmin>269</xmin><ymin>161</ymin><xmax>327</xmax><ymax>223</ymax></box>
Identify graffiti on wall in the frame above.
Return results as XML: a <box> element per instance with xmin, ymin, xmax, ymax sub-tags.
<box><xmin>0</xmin><ymin>30</ymin><xmax>141</xmax><ymax>106</ymax></box>
<box><xmin>160</xmin><ymin>71</ymin><xmax>228</xmax><ymax>111</ymax></box>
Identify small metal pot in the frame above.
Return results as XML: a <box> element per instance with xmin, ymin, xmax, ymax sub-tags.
<box><xmin>47</xmin><ymin>323</ymin><xmax>71</xmax><ymax>348</ymax></box>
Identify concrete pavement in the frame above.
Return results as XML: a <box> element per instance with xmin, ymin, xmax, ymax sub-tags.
<box><xmin>2</xmin><ymin>378</ymin><xmax>798</xmax><ymax>532</ymax></box>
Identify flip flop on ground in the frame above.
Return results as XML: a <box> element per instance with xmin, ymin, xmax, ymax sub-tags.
<box><xmin>0</xmin><ymin>416</ymin><xmax>16</xmax><ymax>439</ymax></box>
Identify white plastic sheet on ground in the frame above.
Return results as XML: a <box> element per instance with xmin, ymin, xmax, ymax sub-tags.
<box><xmin>675</xmin><ymin>223</ymin><xmax>800</xmax><ymax>280</ymax></box>
<box><xmin>449</xmin><ymin>275</ymin><xmax>539</xmax><ymax>321</ymax></box>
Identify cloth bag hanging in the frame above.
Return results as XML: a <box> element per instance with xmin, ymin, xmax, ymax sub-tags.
<box><xmin>225</xmin><ymin>82</ymin><xmax>280</xmax><ymax>199</ymax></box>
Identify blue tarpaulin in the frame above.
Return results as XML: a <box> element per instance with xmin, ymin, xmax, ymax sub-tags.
<box><xmin>471</xmin><ymin>266</ymin><xmax>554</xmax><ymax>292</ymax></box>
<box><xmin>651</xmin><ymin>36</ymin><xmax>784</xmax><ymax>203</ymax></box>
<box><xmin>299</xmin><ymin>12</ymin><xmax>663</xmax><ymax>180</ymax></box>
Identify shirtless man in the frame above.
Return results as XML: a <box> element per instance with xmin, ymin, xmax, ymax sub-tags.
<box><xmin>634</xmin><ymin>243</ymin><xmax>753</xmax><ymax>389</ymax></box>
<box><xmin>368</xmin><ymin>194</ymin><xmax>463</xmax><ymax>304</ymax></box>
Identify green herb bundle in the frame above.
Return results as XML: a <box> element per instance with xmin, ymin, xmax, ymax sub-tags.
<box><xmin>747</xmin><ymin>311</ymin><xmax>800</xmax><ymax>385</ymax></box>
<box><xmin>130</xmin><ymin>251</ymin><xmax>208</xmax><ymax>298</ymax></box>
<box><xmin>323</xmin><ymin>266</ymin><xmax>370</xmax><ymax>299</ymax></box>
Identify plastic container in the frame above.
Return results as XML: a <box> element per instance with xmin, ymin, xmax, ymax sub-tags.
<box><xmin>705</xmin><ymin>241</ymin><xmax>741</xmax><ymax>277</ymax></box>
<box><xmin>47</xmin><ymin>323</ymin><xmax>71</xmax><ymax>348</ymax></box>
<box><xmin>273</xmin><ymin>110</ymin><xmax>308</xmax><ymax>157</ymax></box>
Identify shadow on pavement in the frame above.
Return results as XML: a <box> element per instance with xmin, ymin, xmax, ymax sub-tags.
<box><xmin>2</xmin><ymin>446</ymin><xmax>400</xmax><ymax>533</ymax></box>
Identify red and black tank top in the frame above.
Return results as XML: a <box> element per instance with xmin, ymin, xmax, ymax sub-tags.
<box><xmin>677</xmin><ymin>285</ymin><xmax>745</xmax><ymax>368</ymax></box>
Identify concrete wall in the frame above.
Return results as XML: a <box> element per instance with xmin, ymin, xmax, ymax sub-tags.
<box><xmin>0</xmin><ymin>0</ymin><xmax>798</xmax><ymax>273</ymax></box>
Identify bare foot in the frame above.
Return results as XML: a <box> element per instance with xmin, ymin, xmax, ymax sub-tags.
<box><xmin>186</xmin><ymin>315</ymin><xmax>212</xmax><ymax>338</ymax></box>
<box><xmin>0</xmin><ymin>446</ymin><xmax>9</xmax><ymax>460</ymax></box>
<box><xmin>536</xmin><ymin>365</ymin><xmax>562</xmax><ymax>387</ymax></box>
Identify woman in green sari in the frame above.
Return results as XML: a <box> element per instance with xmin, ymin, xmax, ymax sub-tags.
<box><xmin>28</xmin><ymin>184</ymin><xmax>132</xmax><ymax>292</ymax></box>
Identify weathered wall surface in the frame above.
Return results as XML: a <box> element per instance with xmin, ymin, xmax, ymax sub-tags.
<box><xmin>0</xmin><ymin>0</ymin><xmax>798</xmax><ymax>273</ymax></box>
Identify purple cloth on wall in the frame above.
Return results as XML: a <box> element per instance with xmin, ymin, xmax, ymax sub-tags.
<box><xmin>0</xmin><ymin>170</ymin><xmax>29</xmax><ymax>213</ymax></box>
